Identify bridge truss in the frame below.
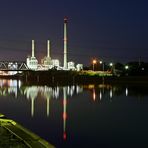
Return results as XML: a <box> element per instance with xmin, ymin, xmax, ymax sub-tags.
<box><xmin>0</xmin><ymin>61</ymin><xmax>29</xmax><ymax>71</ymax></box>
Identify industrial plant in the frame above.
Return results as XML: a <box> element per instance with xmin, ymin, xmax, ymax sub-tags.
<box><xmin>26</xmin><ymin>18</ymin><xmax>83</xmax><ymax>71</ymax></box>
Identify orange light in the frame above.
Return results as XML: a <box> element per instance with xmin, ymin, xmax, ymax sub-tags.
<box><xmin>93</xmin><ymin>89</ymin><xmax>96</xmax><ymax>101</ymax></box>
<box><xmin>93</xmin><ymin>59</ymin><xmax>97</xmax><ymax>64</ymax></box>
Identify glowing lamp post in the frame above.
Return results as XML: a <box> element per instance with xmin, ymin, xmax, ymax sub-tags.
<box><xmin>109</xmin><ymin>62</ymin><xmax>113</xmax><ymax>73</ymax></box>
<box><xmin>100</xmin><ymin>60</ymin><xmax>104</xmax><ymax>71</ymax></box>
<box><xmin>125</xmin><ymin>65</ymin><xmax>129</xmax><ymax>70</ymax></box>
<box><xmin>109</xmin><ymin>63</ymin><xmax>113</xmax><ymax>67</ymax></box>
<box><xmin>92</xmin><ymin>59</ymin><xmax>97</xmax><ymax>71</ymax></box>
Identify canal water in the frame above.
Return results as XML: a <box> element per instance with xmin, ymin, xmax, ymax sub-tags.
<box><xmin>0</xmin><ymin>79</ymin><xmax>148</xmax><ymax>147</ymax></box>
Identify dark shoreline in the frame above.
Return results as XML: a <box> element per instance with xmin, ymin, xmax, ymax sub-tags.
<box><xmin>0</xmin><ymin>70</ymin><xmax>148</xmax><ymax>85</ymax></box>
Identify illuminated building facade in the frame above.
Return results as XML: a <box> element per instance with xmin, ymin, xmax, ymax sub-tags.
<box><xmin>26</xmin><ymin>40</ymin><xmax>38</xmax><ymax>70</ymax></box>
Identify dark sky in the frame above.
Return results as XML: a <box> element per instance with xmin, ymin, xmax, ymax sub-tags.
<box><xmin>0</xmin><ymin>0</ymin><xmax>148</xmax><ymax>65</ymax></box>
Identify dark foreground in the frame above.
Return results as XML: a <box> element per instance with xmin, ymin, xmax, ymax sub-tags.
<box><xmin>0</xmin><ymin>114</ymin><xmax>54</xmax><ymax>148</ymax></box>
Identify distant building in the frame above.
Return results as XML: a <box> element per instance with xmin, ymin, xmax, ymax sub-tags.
<box><xmin>26</xmin><ymin>40</ymin><xmax>38</xmax><ymax>70</ymax></box>
<box><xmin>76</xmin><ymin>64</ymin><xmax>83</xmax><ymax>71</ymax></box>
<box><xmin>67</xmin><ymin>61</ymin><xmax>75</xmax><ymax>70</ymax></box>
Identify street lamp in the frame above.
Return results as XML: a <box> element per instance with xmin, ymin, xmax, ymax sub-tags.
<box><xmin>92</xmin><ymin>59</ymin><xmax>97</xmax><ymax>71</ymax></box>
<box><xmin>100</xmin><ymin>60</ymin><xmax>104</xmax><ymax>71</ymax></box>
<box><xmin>109</xmin><ymin>63</ymin><xmax>113</xmax><ymax>67</ymax></box>
<box><xmin>125</xmin><ymin>65</ymin><xmax>129</xmax><ymax>70</ymax></box>
<box><xmin>109</xmin><ymin>62</ymin><xmax>114</xmax><ymax>74</ymax></box>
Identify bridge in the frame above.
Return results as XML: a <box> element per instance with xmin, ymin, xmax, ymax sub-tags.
<box><xmin>0</xmin><ymin>61</ymin><xmax>29</xmax><ymax>71</ymax></box>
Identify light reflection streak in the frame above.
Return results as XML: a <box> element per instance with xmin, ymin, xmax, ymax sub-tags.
<box><xmin>126</xmin><ymin>87</ymin><xmax>128</xmax><ymax>96</ymax></box>
<box><xmin>0</xmin><ymin>79</ymin><xmax>21</xmax><ymax>98</ymax></box>
<box><xmin>99</xmin><ymin>91</ymin><xmax>102</xmax><ymax>100</ymax></box>
<box><xmin>63</xmin><ymin>87</ymin><xmax>67</xmax><ymax>140</ymax></box>
<box><xmin>43</xmin><ymin>89</ymin><xmax>52</xmax><ymax>117</ymax></box>
<box><xmin>93</xmin><ymin>88</ymin><xmax>96</xmax><ymax>101</ymax></box>
<box><xmin>110</xmin><ymin>89</ymin><xmax>113</xmax><ymax>99</ymax></box>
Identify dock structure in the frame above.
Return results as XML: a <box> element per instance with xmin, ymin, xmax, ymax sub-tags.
<box><xmin>0</xmin><ymin>114</ymin><xmax>54</xmax><ymax>148</ymax></box>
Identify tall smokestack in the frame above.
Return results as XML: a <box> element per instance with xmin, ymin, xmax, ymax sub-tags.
<box><xmin>64</xmin><ymin>17</ymin><xmax>68</xmax><ymax>69</ymax></box>
<box><xmin>32</xmin><ymin>40</ymin><xmax>35</xmax><ymax>57</ymax></box>
<box><xmin>47</xmin><ymin>40</ymin><xmax>51</xmax><ymax>58</ymax></box>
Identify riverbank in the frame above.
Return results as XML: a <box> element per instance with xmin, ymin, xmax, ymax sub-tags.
<box><xmin>0</xmin><ymin>114</ymin><xmax>54</xmax><ymax>148</ymax></box>
<box><xmin>0</xmin><ymin>70</ymin><xmax>148</xmax><ymax>85</ymax></box>
<box><xmin>21</xmin><ymin>70</ymin><xmax>148</xmax><ymax>85</ymax></box>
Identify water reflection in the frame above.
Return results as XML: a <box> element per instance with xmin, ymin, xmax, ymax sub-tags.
<box><xmin>0</xmin><ymin>80</ymin><xmax>83</xmax><ymax>116</ymax></box>
<box><xmin>0</xmin><ymin>79</ymin><xmax>20</xmax><ymax>98</ymax></box>
<box><xmin>0</xmin><ymin>80</ymin><xmax>148</xmax><ymax>140</ymax></box>
<box><xmin>83</xmin><ymin>84</ymin><xmax>148</xmax><ymax>102</ymax></box>
<box><xmin>0</xmin><ymin>80</ymin><xmax>148</xmax><ymax>104</ymax></box>
<box><xmin>1</xmin><ymin>79</ymin><xmax>148</xmax><ymax>146</ymax></box>
<box><xmin>63</xmin><ymin>87</ymin><xmax>67</xmax><ymax>140</ymax></box>
<box><xmin>125</xmin><ymin>87</ymin><xmax>128</xmax><ymax>96</ymax></box>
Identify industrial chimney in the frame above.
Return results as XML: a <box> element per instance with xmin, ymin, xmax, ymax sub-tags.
<box><xmin>32</xmin><ymin>40</ymin><xmax>35</xmax><ymax>57</ymax></box>
<box><xmin>64</xmin><ymin>17</ymin><xmax>68</xmax><ymax>69</ymax></box>
<box><xmin>26</xmin><ymin>40</ymin><xmax>38</xmax><ymax>70</ymax></box>
<box><xmin>47</xmin><ymin>40</ymin><xmax>51</xmax><ymax>59</ymax></box>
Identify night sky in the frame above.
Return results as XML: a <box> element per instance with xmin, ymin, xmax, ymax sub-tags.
<box><xmin>0</xmin><ymin>0</ymin><xmax>148</xmax><ymax>66</ymax></box>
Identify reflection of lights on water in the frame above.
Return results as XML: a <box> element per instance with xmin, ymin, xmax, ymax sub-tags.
<box><xmin>93</xmin><ymin>89</ymin><xmax>96</xmax><ymax>101</ymax></box>
<box><xmin>76</xmin><ymin>86</ymin><xmax>83</xmax><ymax>94</ymax></box>
<box><xmin>52</xmin><ymin>87</ymin><xmax>59</xmax><ymax>99</ymax></box>
<box><xmin>125</xmin><ymin>88</ymin><xmax>128</xmax><ymax>96</ymax></box>
<box><xmin>25</xmin><ymin>87</ymin><xmax>38</xmax><ymax>100</ymax></box>
<box><xmin>63</xmin><ymin>87</ymin><xmax>67</xmax><ymax>140</ymax></box>
<box><xmin>24</xmin><ymin>85</ymin><xmax>83</xmax><ymax>101</ymax></box>
<box><xmin>24</xmin><ymin>86</ymin><xmax>38</xmax><ymax>117</ymax></box>
<box><xmin>18</xmin><ymin>80</ymin><xmax>21</xmax><ymax>88</ymax></box>
<box><xmin>46</xmin><ymin>98</ymin><xmax>50</xmax><ymax>117</ymax></box>
<box><xmin>31</xmin><ymin>98</ymin><xmax>35</xmax><ymax>117</ymax></box>
<box><xmin>67</xmin><ymin>86</ymin><xmax>75</xmax><ymax>96</ymax></box>
<box><xmin>63</xmin><ymin>132</ymin><xmax>67</xmax><ymax>140</ymax></box>
<box><xmin>10</xmin><ymin>80</ymin><xmax>17</xmax><ymax>87</ymax></box>
<box><xmin>110</xmin><ymin>89</ymin><xmax>113</xmax><ymax>98</ymax></box>
<box><xmin>88</xmin><ymin>85</ymin><xmax>94</xmax><ymax>89</ymax></box>
<box><xmin>99</xmin><ymin>91</ymin><xmax>102</xmax><ymax>100</ymax></box>
<box><xmin>0</xmin><ymin>83</ymin><xmax>83</xmax><ymax>119</ymax></box>
<box><xmin>0</xmin><ymin>80</ymin><xmax>22</xmax><ymax>98</ymax></box>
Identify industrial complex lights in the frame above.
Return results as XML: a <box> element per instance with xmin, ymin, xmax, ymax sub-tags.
<box><xmin>26</xmin><ymin>18</ymin><xmax>83</xmax><ymax>71</ymax></box>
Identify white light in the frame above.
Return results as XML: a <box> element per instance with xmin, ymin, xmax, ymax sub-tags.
<box><xmin>110</xmin><ymin>89</ymin><xmax>113</xmax><ymax>98</ymax></box>
<box><xmin>125</xmin><ymin>88</ymin><xmax>128</xmax><ymax>96</ymax></box>
<box><xmin>110</xmin><ymin>63</ymin><xmax>113</xmax><ymax>66</ymax></box>
<box><xmin>125</xmin><ymin>65</ymin><xmax>129</xmax><ymax>70</ymax></box>
<box><xmin>100</xmin><ymin>91</ymin><xmax>102</xmax><ymax>100</ymax></box>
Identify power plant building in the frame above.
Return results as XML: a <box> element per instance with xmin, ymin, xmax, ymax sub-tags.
<box><xmin>26</xmin><ymin>18</ymin><xmax>83</xmax><ymax>71</ymax></box>
<box><xmin>41</xmin><ymin>40</ymin><xmax>53</xmax><ymax>69</ymax></box>
<box><xmin>26</xmin><ymin>40</ymin><xmax>38</xmax><ymax>70</ymax></box>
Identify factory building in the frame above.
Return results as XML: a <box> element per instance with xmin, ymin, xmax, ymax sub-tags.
<box><xmin>68</xmin><ymin>61</ymin><xmax>75</xmax><ymax>70</ymax></box>
<box><xmin>26</xmin><ymin>40</ymin><xmax>38</xmax><ymax>70</ymax></box>
<box><xmin>41</xmin><ymin>40</ymin><xmax>53</xmax><ymax>69</ymax></box>
<box><xmin>26</xmin><ymin>18</ymin><xmax>83</xmax><ymax>71</ymax></box>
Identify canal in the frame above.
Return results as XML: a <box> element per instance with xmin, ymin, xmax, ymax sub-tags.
<box><xmin>0</xmin><ymin>79</ymin><xmax>148</xmax><ymax>147</ymax></box>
